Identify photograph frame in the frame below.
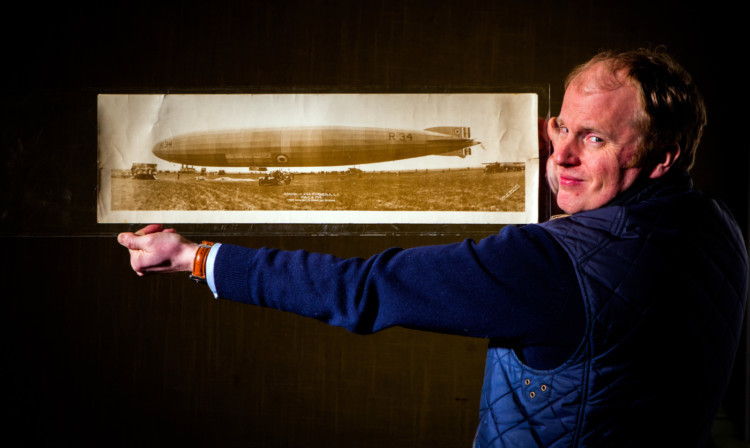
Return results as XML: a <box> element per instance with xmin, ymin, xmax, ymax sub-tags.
<box><xmin>96</xmin><ymin>85</ymin><xmax>550</xmax><ymax>236</ymax></box>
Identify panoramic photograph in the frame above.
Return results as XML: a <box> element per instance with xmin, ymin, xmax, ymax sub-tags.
<box><xmin>98</xmin><ymin>93</ymin><xmax>539</xmax><ymax>224</ymax></box>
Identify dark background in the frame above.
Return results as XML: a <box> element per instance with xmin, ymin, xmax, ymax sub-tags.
<box><xmin>2</xmin><ymin>1</ymin><xmax>748</xmax><ymax>446</ymax></box>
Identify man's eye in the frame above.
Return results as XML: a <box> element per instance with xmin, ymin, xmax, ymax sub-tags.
<box><xmin>559</xmin><ymin>126</ymin><xmax>569</xmax><ymax>135</ymax></box>
<box><xmin>587</xmin><ymin>135</ymin><xmax>604</xmax><ymax>144</ymax></box>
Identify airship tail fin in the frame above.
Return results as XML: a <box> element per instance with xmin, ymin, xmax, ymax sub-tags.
<box><xmin>424</xmin><ymin>126</ymin><xmax>471</xmax><ymax>139</ymax></box>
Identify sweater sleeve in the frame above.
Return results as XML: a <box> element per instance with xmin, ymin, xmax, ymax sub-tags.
<box><xmin>212</xmin><ymin>224</ymin><xmax>583</xmax><ymax>347</ymax></box>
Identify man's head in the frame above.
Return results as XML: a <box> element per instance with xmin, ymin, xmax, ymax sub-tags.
<box><xmin>547</xmin><ymin>49</ymin><xmax>706</xmax><ymax>214</ymax></box>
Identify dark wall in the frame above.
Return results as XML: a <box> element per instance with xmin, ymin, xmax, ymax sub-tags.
<box><xmin>3</xmin><ymin>1</ymin><xmax>747</xmax><ymax>446</ymax></box>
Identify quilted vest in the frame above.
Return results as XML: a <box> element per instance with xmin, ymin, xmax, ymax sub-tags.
<box><xmin>474</xmin><ymin>175</ymin><xmax>748</xmax><ymax>447</ymax></box>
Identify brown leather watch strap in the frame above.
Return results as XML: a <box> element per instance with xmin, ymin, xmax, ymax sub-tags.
<box><xmin>189</xmin><ymin>241</ymin><xmax>215</xmax><ymax>283</ymax></box>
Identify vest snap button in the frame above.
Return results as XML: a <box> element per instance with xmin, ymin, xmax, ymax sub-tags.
<box><xmin>530</xmin><ymin>391</ymin><xmax>536</xmax><ymax>398</ymax></box>
<box><xmin>524</xmin><ymin>379</ymin><xmax>531</xmax><ymax>386</ymax></box>
<box><xmin>541</xmin><ymin>384</ymin><xmax>548</xmax><ymax>392</ymax></box>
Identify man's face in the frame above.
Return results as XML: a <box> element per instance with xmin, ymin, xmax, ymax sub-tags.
<box><xmin>547</xmin><ymin>63</ymin><xmax>645</xmax><ymax>214</ymax></box>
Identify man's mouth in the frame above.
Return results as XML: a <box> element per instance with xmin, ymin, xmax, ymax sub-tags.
<box><xmin>559</xmin><ymin>174</ymin><xmax>584</xmax><ymax>187</ymax></box>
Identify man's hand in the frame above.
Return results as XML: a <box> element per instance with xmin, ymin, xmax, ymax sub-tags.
<box><xmin>117</xmin><ymin>224</ymin><xmax>199</xmax><ymax>276</ymax></box>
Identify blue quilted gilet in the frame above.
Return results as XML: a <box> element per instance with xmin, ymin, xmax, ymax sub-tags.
<box><xmin>474</xmin><ymin>174</ymin><xmax>748</xmax><ymax>447</ymax></box>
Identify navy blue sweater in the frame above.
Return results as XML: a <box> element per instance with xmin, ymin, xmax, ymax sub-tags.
<box><xmin>213</xmin><ymin>224</ymin><xmax>585</xmax><ymax>370</ymax></box>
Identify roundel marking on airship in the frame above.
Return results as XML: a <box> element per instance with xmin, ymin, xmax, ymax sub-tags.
<box><xmin>276</xmin><ymin>154</ymin><xmax>290</xmax><ymax>164</ymax></box>
<box><xmin>454</xmin><ymin>129</ymin><xmax>461</xmax><ymax>135</ymax></box>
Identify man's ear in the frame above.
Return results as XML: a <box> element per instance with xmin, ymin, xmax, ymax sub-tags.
<box><xmin>648</xmin><ymin>143</ymin><xmax>681</xmax><ymax>179</ymax></box>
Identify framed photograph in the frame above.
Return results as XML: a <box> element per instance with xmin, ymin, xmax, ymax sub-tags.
<box><xmin>97</xmin><ymin>93</ymin><xmax>540</xmax><ymax>225</ymax></box>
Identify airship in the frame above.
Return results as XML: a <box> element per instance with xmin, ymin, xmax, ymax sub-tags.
<box><xmin>152</xmin><ymin>126</ymin><xmax>481</xmax><ymax>168</ymax></box>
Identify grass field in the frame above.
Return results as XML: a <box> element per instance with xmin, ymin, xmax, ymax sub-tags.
<box><xmin>111</xmin><ymin>168</ymin><xmax>525</xmax><ymax>212</ymax></box>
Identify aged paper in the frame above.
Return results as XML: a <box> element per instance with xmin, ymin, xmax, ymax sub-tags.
<box><xmin>97</xmin><ymin>93</ymin><xmax>539</xmax><ymax>224</ymax></box>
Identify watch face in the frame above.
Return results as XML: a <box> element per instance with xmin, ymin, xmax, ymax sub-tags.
<box><xmin>190</xmin><ymin>274</ymin><xmax>207</xmax><ymax>284</ymax></box>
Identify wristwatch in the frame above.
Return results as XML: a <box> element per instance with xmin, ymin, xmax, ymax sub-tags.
<box><xmin>190</xmin><ymin>241</ymin><xmax>215</xmax><ymax>283</ymax></box>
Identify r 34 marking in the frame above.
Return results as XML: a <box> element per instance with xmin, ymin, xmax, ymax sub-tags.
<box><xmin>388</xmin><ymin>132</ymin><xmax>413</xmax><ymax>141</ymax></box>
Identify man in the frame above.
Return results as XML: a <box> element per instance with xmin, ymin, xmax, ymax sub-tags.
<box><xmin>119</xmin><ymin>49</ymin><xmax>748</xmax><ymax>446</ymax></box>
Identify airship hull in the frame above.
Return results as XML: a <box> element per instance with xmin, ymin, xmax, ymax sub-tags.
<box><xmin>152</xmin><ymin>126</ymin><xmax>479</xmax><ymax>168</ymax></box>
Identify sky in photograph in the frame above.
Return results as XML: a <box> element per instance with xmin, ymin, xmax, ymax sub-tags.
<box><xmin>98</xmin><ymin>93</ymin><xmax>539</xmax><ymax>173</ymax></box>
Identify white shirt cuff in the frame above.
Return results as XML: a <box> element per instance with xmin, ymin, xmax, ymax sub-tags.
<box><xmin>206</xmin><ymin>243</ymin><xmax>222</xmax><ymax>299</ymax></box>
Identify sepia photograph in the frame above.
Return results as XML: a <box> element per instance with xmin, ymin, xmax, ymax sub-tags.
<box><xmin>98</xmin><ymin>93</ymin><xmax>539</xmax><ymax>224</ymax></box>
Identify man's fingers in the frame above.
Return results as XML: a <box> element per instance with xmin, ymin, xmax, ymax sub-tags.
<box><xmin>119</xmin><ymin>224</ymin><xmax>171</xmax><ymax>250</ymax></box>
<box><xmin>135</xmin><ymin>224</ymin><xmax>164</xmax><ymax>236</ymax></box>
<box><xmin>119</xmin><ymin>225</ymin><xmax>176</xmax><ymax>249</ymax></box>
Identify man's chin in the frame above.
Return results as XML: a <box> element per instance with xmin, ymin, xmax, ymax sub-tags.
<box><xmin>555</xmin><ymin>192</ymin><xmax>586</xmax><ymax>215</ymax></box>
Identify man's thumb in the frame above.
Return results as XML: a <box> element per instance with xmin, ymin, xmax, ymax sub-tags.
<box><xmin>117</xmin><ymin>232</ymin><xmax>142</xmax><ymax>250</ymax></box>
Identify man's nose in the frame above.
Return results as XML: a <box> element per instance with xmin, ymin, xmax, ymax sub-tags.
<box><xmin>551</xmin><ymin>135</ymin><xmax>580</xmax><ymax>166</ymax></box>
